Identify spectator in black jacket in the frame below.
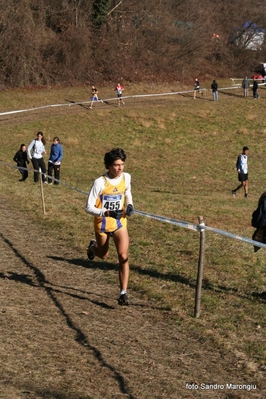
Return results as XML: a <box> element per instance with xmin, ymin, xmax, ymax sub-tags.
<box><xmin>13</xmin><ymin>144</ymin><xmax>29</xmax><ymax>181</ymax></box>
<box><xmin>252</xmin><ymin>192</ymin><xmax>266</xmax><ymax>252</ymax></box>
<box><xmin>211</xmin><ymin>79</ymin><xmax>218</xmax><ymax>101</ymax></box>
<box><xmin>252</xmin><ymin>79</ymin><xmax>259</xmax><ymax>99</ymax></box>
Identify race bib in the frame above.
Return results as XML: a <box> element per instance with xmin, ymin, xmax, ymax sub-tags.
<box><xmin>102</xmin><ymin>194</ymin><xmax>123</xmax><ymax>211</ymax></box>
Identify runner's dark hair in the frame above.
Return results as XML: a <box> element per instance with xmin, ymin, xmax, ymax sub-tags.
<box><xmin>104</xmin><ymin>148</ymin><xmax>126</xmax><ymax>169</ymax></box>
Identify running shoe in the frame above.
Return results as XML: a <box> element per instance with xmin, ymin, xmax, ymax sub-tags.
<box><xmin>118</xmin><ymin>293</ymin><xmax>129</xmax><ymax>306</ymax></box>
<box><xmin>87</xmin><ymin>239</ymin><xmax>96</xmax><ymax>260</ymax></box>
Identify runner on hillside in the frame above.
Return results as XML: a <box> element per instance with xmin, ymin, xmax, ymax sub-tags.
<box><xmin>193</xmin><ymin>78</ymin><xmax>200</xmax><ymax>99</ymax></box>
<box><xmin>85</xmin><ymin>148</ymin><xmax>134</xmax><ymax>306</ymax></box>
<box><xmin>90</xmin><ymin>84</ymin><xmax>99</xmax><ymax>109</ymax></box>
<box><xmin>232</xmin><ymin>146</ymin><xmax>249</xmax><ymax>198</ymax></box>
<box><xmin>115</xmin><ymin>83</ymin><xmax>125</xmax><ymax>106</ymax></box>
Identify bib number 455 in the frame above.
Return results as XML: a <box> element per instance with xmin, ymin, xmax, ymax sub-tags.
<box><xmin>104</xmin><ymin>201</ymin><xmax>120</xmax><ymax>211</ymax></box>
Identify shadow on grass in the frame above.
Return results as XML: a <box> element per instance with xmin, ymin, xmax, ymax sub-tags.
<box><xmin>0</xmin><ymin>232</ymin><xmax>136</xmax><ymax>399</ymax></box>
<box><xmin>65</xmin><ymin>99</ymin><xmax>111</xmax><ymax>109</ymax></box>
<box><xmin>65</xmin><ymin>99</ymin><xmax>91</xmax><ymax>110</ymax></box>
<box><xmin>48</xmin><ymin>255</ymin><xmax>196</xmax><ymax>288</ymax></box>
<box><xmin>218</xmin><ymin>90</ymin><xmax>243</xmax><ymax>98</ymax></box>
<box><xmin>251</xmin><ymin>291</ymin><xmax>266</xmax><ymax>302</ymax></box>
<box><xmin>178</xmin><ymin>92</ymin><xmax>212</xmax><ymax>101</ymax></box>
<box><xmin>47</xmin><ymin>255</ymin><xmax>263</xmax><ymax>301</ymax></box>
<box><xmin>48</xmin><ymin>255</ymin><xmax>256</xmax><ymax>301</ymax></box>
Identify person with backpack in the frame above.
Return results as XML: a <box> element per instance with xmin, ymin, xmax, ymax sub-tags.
<box><xmin>231</xmin><ymin>146</ymin><xmax>249</xmax><ymax>198</ymax></box>
<box><xmin>27</xmin><ymin>131</ymin><xmax>47</xmax><ymax>183</ymax></box>
<box><xmin>211</xmin><ymin>79</ymin><xmax>218</xmax><ymax>101</ymax></box>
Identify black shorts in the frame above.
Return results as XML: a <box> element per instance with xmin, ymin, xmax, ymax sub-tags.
<box><xmin>238</xmin><ymin>173</ymin><xmax>248</xmax><ymax>182</ymax></box>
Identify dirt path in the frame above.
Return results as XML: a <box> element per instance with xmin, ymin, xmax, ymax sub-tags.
<box><xmin>0</xmin><ymin>194</ymin><xmax>265</xmax><ymax>399</ymax></box>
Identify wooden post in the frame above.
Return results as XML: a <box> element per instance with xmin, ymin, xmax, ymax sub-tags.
<box><xmin>194</xmin><ymin>216</ymin><xmax>205</xmax><ymax>318</ymax></box>
<box><xmin>39</xmin><ymin>168</ymin><xmax>47</xmax><ymax>215</ymax></box>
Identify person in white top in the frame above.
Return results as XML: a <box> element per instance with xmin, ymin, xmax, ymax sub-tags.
<box><xmin>27</xmin><ymin>131</ymin><xmax>47</xmax><ymax>183</ymax></box>
<box><xmin>115</xmin><ymin>83</ymin><xmax>125</xmax><ymax>106</ymax></box>
<box><xmin>194</xmin><ymin>78</ymin><xmax>200</xmax><ymax>99</ymax></box>
<box><xmin>232</xmin><ymin>146</ymin><xmax>249</xmax><ymax>198</ymax></box>
<box><xmin>86</xmin><ymin>148</ymin><xmax>134</xmax><ymax>306</ymax></box>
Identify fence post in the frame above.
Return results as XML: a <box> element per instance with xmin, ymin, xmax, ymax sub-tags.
<box><xmin>39</xmin><ymin>168</ymin><xmax>47</xmax><ymax>215</ymax></box>
<box><xmin>194</xmin><ymin>216</ymin><xmax>205</xmax><ymax>318</ymax></box>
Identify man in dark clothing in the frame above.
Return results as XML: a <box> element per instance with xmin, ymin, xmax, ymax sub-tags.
<box><xmin>211</xmin><ymin>79</ymin><xmax>218</xmax><ymax>101</ymax></box>
<box><xmin>13</xmin><ymin>144</ymin><xmax>29</xmax><ymax>181</ymax></box>
<box><xmin>252</xmin><ymin>79</ymin><xmax>259</xmax><ymax>99</ymax></box>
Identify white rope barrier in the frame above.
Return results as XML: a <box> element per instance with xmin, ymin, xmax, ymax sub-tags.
<box><xmin>1</xmin><ymin>159</ymin><xmax>265</xmax><ymax>251</ymax></box>
<box><xmin>2</xmin><ymin>159</ymin><xmax>265</xmax><ymax>317</ymax></box>
<box><xmin>1</xmin><ymin>82</ymin><xmax>265</xmax><ymax>117</ymax></box>
<box><xmin>134</xmin><ymin>209</ymin><xmax>266</xmax><ymax>250</ymax></box>
<box><xmin>0</xmin><ymin>88</ymin><xmax>207</xmax><ymax>117</ymax></box>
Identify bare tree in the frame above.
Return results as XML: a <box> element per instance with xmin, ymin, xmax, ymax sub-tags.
<box><xmin>0</xmin><ymin>0</ymin><xmax>266</xmax><ymax>86</ymax></box>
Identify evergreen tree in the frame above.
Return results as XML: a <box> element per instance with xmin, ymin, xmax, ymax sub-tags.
<box><xmin>91</xmin><ymin>0</ymin><xmax>111</xmax><ymax>28</ymax></box>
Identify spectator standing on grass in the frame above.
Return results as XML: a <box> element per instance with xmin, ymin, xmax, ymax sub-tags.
<box><xmin>47</xmin><ymin>137</ymin><xmax>63</xmax><ymax>185</ymax></box>
<box><xmin>115</xmin><ymin>82</ymin><xmax>125</xmax><ymax>106</ymax></box>
<box><xmin>252</xmin><ymin>79</ymin><xmax>259</xmax><ymax>99</ymax></box>
<box><xmin>211</xmin><ymin>79</ymin><xmax>218</xmax><ymax>101</ymax></box>
<box><xmin>13</xmin><ymin>144</ymin><xmax>29</xmax><ymax>181</ymax></box>
<box><xmin>242</xmin><ymin>77</ymin><xmax>250</xmax><ymax>97</ymax></box>
<box><xmin>232</xmin><ymin>146</ymin><xmax>249</xmax><ymax>198</ymax></box>
<box><xmin>90</xmin><ymin>84</ymin><xmax>98</xmax><ymax>109</ymax></box>
<box><xmin>193</xmin><ymin>78</ymin><xmax>200</xmax><ymax>99</ymax></box>
<box><xmin>27</xmin><ymin>132</ymin><xmax>47</xmax><ymax>184</ymax></box>
<box><xmin>85</xmin><ymin>148</ymin><xmax>134</xmax><ymax>306</ymax></box>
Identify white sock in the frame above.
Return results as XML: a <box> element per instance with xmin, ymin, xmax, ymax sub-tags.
<box><xmin>120</xmin><ymin>290</ymin><xmax>127</xmax><ymax>295</ymax></box>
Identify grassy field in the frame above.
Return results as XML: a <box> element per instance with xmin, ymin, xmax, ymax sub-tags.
<box><xmin>0</xmin><ymin>81</ymin><xmax>266</xmax><ymax>398</ymax></box>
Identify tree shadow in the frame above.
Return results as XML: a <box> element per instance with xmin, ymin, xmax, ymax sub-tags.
<box><xmin>0</xmin><ymin>232</ymin><xmax>136</xmax><ymax>399</ymax></box>
<box><xmin>1</xmin><ymin>269</ymin><xmax>116</xmax><ymax>310</ymax></box>
<box><xmin>0</xmin><ymin>271</ymin><xmax>36</xmax><ymax>285</ymax></box>
<box><xmin>251</xmin><ymin>291</ymin><xmax>266</xmax><ymax>303</ymax></box>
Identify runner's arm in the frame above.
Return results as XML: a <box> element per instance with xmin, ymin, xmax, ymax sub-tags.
<box><xmin>85</xmin><ymin>177</ymin><xmax>106</xmax><ymax>217</ymax></box>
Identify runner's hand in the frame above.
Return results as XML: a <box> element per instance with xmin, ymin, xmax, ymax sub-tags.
<box><xmin>126</xmin><ymin>204</ymin><xmax>134</xmax><ymax>217</ymax></box>
<box><xmin>108</xmin><ymin>210</ymin><xmax>123</xmax><ymax>219</ymax></box>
